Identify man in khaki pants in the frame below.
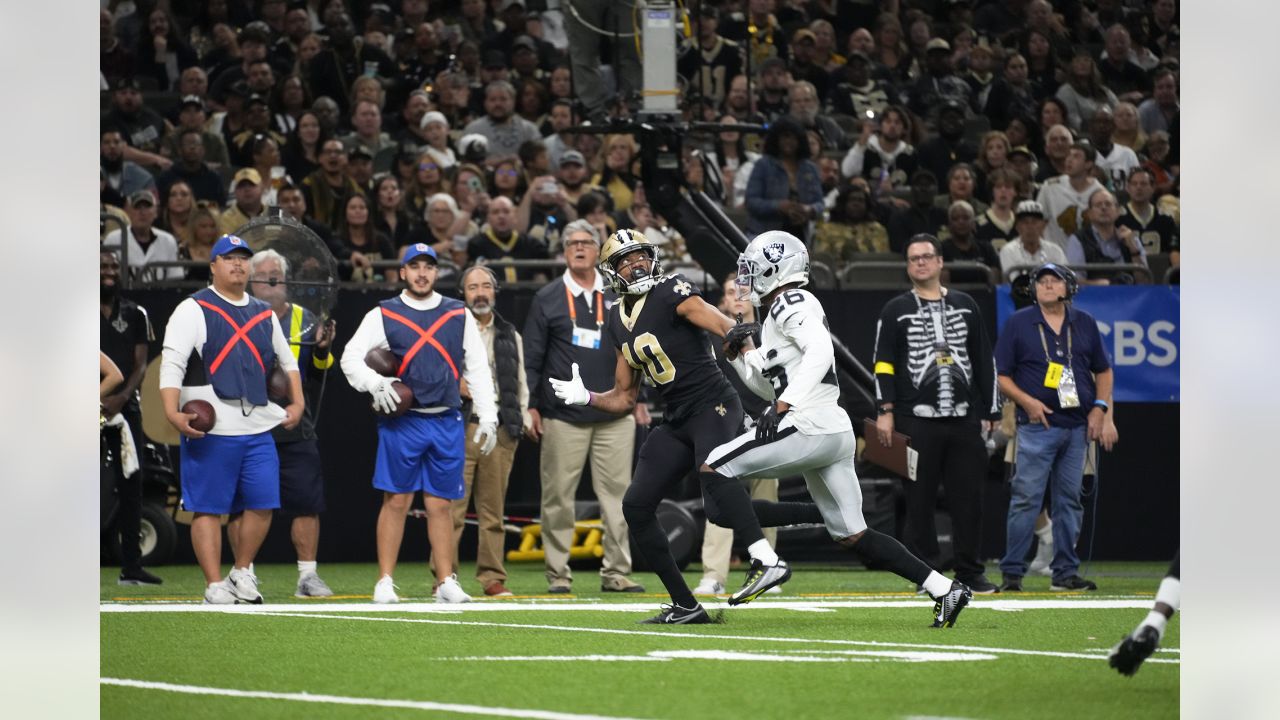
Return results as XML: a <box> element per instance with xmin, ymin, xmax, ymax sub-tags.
<box><xmin>522</xmin><ymin>220</ymin><xmax>645</xmax><ymax>594</ymax></box>
<box><xmin>452</xmin><ymin>265</ymin><xmax>529</xmax><ymax>597</ymax></box>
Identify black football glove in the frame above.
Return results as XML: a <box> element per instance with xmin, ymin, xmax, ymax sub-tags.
<box><xmin>723</xmin><ymin>322</ymin><xmax>760</xmax><ymax>359</ymax></box>
<box><xmin>755</xmin><ymin>404</ymin><xmax>787</xmax><ymax>443</ymax></box>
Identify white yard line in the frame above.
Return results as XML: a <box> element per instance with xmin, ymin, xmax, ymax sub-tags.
<box><xmin>231</xmin><ymin>611</ymin><xmax>1177</xmax><ymax>665</ymax></box>
<box><xmin>100</xmin><ymin>677</ymin><xmax>655</xmax><ymax>720</ymax></box>
<box><xmin>100</xmin><ymin>598</ymin><xmax>1159</xmax><ymax>613</ymax></box>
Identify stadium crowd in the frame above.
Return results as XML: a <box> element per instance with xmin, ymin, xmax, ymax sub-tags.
<box><xmin>99</xmin><ymin>0</ymin><xmax>1179</xmax><ymax>603</ymax></box>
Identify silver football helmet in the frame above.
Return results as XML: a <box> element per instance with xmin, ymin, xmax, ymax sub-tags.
<box><xmin>736</xmin><ymin>231</ymin><xmax>810</xmax><ymax>306</ymax></box>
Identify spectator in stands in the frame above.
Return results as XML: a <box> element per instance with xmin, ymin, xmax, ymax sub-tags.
<box><xmin>158</xmin><ymin>181</ymin><xmax>195</xmax><ymax>244</ymax></box>
<box><xmin>555</xmin><ymin>151</ymin><xmax>599</xmax><ymax>210</ymax></box>
<box><xmin>518</xmin><ymin>140</ymin><xmax>552</xmax><ymax>182</ymax></box>
<box><xmin>974</xmin><ymin>0</ymin><xmax>1026</xmax><ymax>40</ymax></box>
<box><xmin>829</xmin><ymin>50</ymin><xmax>896</xmax><ymax>121</ymax></box>
<box><xmin>163</xmin><ymin>96</ymin><xmax>231</xmax><ymax>170</ymax></box>
<box><xmin>211</xmin><ymin>81</ymin><xmax>251</xmax><ymax>156</ymax></box>
<box><xmin>984</xmin><ymin>53</ymin><xmax>1038</xmax><ymax>132</ymax></box>
<box><xmin>372</xmin><ymin>175</ymin><xmax>421</xmax><ymax>250</ymax></box>
<box><xmin>462</xmin><ymin>81</ymin><xmax>542</xmax><ymax>161</ymax></box>
<box><xmin>935</xmin><ymin>164</ymin><xmax>988</xmax><ymax>215</ymax></box>
<box><xmin>102</xmin><ymin>77</ymin><xmax>171</xmax><ymax>172</ymax></box>
<box><xmin>789</xmin><ymin>29</ymin><xmax>832</xmax><ymax>102</ymax></box>
<box><xmin>1117</xmin><ymin>168</ymin><xmax>1178</xmax><ymax>262</ymax></box>
<box><xmin>302</xmin><ymin>138</ymin><xmax>365</xmax><ymax>230</ymax></box>
<box><xmin>1037</xmin><ymin>140</ymin><xmax>1105</xmax><ymax>248</ymax></box>
<box><xmin>282</xmin><ymin>111</ymin><xmax>325</xmax><ymax>182</ymax></box>
<box><xmin>888</xmin><ymin>170</ymin><xmax>948</xmax><ymax>253</ymax></box>
<box><xmin>104</xmin><ymin>190</ymin><xmax>184</xmax><ymax>281</ymax></box>
<box><xmin>963</xmin><ymin>42</ymin><xmax>997</xmax><ymax>105</ymax></box>
<box><xmin>998</xmin><ymin>200</ymin><xmax>1067</xmax><ymax>281</ymax></box>
<box><xmin>917</xmin><ymin>100</ymin><xmax>978</xmax><ymax>182</ymax></box>
<box><xmin>422</xmin><ymin>193</ymin><xmax>476</xmax><ymax>266</ymax></box>
<box><xmin>337</xmin><ymin>193</ymin><xmax>396</xmax><ymax>283</ymax></box>
<box><xmin>157</xmin><ymin>128</ymin><xmax>228</xmax><ymax>208</ymax></box>
<box><xmin>1056</xmin><ymin>53</ymin><xmax>1118</xmax><ymax>131</ymax></box>
<box><xmin>232</xmin><ymin>94</ymin><xmax>287</xmax><ymax>168</ymax></box>
<box><xmin>180</xmin><ymin>202</ymin><xmax>221</xmax><ymax>283</ymax></box>
<box><xmin>973</xmin><ymin>131</ymin><xmax>1012</xmax><ymax>203</ymax></box>
<box><xmin>1037</xmin><ymin>122</ymin><xmax>1074</xmax><ymax>183</ymax></box>
<box><xmin>1088</xmin><ymin>107</ymin><xmax>1140</xmax><ymax>188</ymax></box>
<box><xmin>1005</xmin><ymin>116</ymin><xmax>1038</xmax><ymax>161</ymax></box>
<box><xmin>787</xmin><ymin>81</ymin><xmax>845</xmax><ymax>152</ymax></box>
<box><xmin>722</xmin><ymin>74</ymin><xmax>754</xmax><ymax>123</ymax></box>
<box><xmin>975</xmin><ymin>169</ymin><xmax>1023</xmax><ymax>250</ymax></box>
<box><xmin>575</xmin><ymin>191</ymin><xmax>617</xmax><ymax>243</ymax></box>
<box><xmin>591</xmin><ymin>134</ymin><xmax>641</xmax><ymax>213</ymax></box>
<box><xmin>996</xmin><ymin>263</ymin><xmax>1113</xmax><ymax>593</ymax></box>
<box><xmin>220</xmin><ymin>168</ymin><xmax>267</xmax><ymax>235</ymax></box>
<box><xmin>175</xmin><ymin>67</ymin><xmax>210</xmax><ymax>114</ymax></box>
<box><xmin>454</xmin><ymin>163</ymin><xmax>492</xmax><ymax>225</ymax></box>
<box><xmin>940</xmin><ymin>200</ymin><xmax>1000</xmax><ymax>269</ymax></box>
<box><xmin>521</xmin><ymin>219</ymin><xmax>643</xmax><ymax>594</ymax></box>
<box><xmin>518</xmin><ymin>175</ymin><xmax>576</xmax><ymax>256</ymax></box>
<box><xmin>814</xmin><ymin>183</ymin><xmax>890</xmax><ymax>259</ymax></box>
<box><xmin>134</xmin><ymin>6</ymin><xmax>197</xmax><ymax>92</ymax></box>
<box><xmin>310</xmin><ymin>96</ymin><xmax>341</xmax><ymax>138</ymax></box>
<box><xmin>1021</xmin><ymin>28</ymin><xmax>1062</xmax><ymax>100</ymax></box>
<box><xmin>909</xmin><ymin>39</ymin><xmax>973</xmax><ymax>118</ymax></box>
<box><xmin>340</xmin><ymin>100</ymin><xmax>396</xmax><ymax>173</ymax></box>
<box><xmin>467</xmin><ymin>197</ymin><xmax>548</xmax><ymax>283</ymax></box>
<box><xmin>102</xmin><ymin>128</ymin><xmax>158</xmax><ymax>201</ymax></box>
<box><xmin>541</xmin><ymin>101</ymin><xmax>576</xmax><ymax>170</ymax></box>
<box><xmin>841</xmin><ymin>105</ymin><xmax>918</xmax><ymax>190</ymax></box>
<box><xmin>809</xmin><ymin>18</ymin><xmax>844</xmax><ymax>72</ymax></box>
<box><xmin>1099</xmin><ymin>24</ymin><xmax>1150</xmax><ymax>104</ymax></box>
<box><xmin>1065</xmin><ymin>188</ymin><xmax>1147</xmax><ymax>279</ymax></box>
<box><xmin>871</xmin><ymin>12</ymin><xmax>910</xmax><ymax>82</ymax></box>
<box><xmin>245</xmin><ymin>58</ymin><xmax>279</xmax><ymax>100</ymax></box>
<box><xmin>847</xmin><ymin>27</ymin><xmax>875</xmax><ymax>58</ymax></box>
<box><xmin>708</xmin><ymin>115</ymin><xmax>760</xmax><ymax>211</ymax></box>
<box><xmin>745</xmin><ymin>117</ymin><xmax>824</xmax><ymax>242</ymax></box>
<box><xmin>306</xmin><ymin>12</ymin><xmax>395</xmax><ymax>115</ymax></box>
<box><xmin>209</xmin><ymin>25</ymin><xmax>273</xmax><ymax>103</ymax></box>
<box><xmin>418</xmin><ymin>111</ymin><xmax>457</xmax><ymax>171</ymax></box>
<box><xmin>490</xmin><ymin>156</ymin><xmax>527</xmax><ymax>204</ymax></box>
<box><xmin>1138</xmin><ymin>69</ymin><xmax>1178</xmax><ymax>136</ymax></box>
<box><xmin>676</xmin><ymin>5</ymin><xmax>741</xmax><ymax>110</ymax></box>
<box><xmin>752</xmin><ymin>57</ymin><xmax>792</xmax><ymax>123</ymax></box>
<box><xmin>270</xmin><ymin>74</ymin><xmax>311</xmax><ymax>136</ymax></box>
<box><xmin>404</xmin><ymin>153</ymin><xmax>448</xmax><ymax>217</ymax></box>
<box><xmin>1111</xmin><ymin>101</ymin><xmax>1146</xmax><ymax>155</ymax></box>
<box><xmin>1140</xmin><ymin>131</ymin><xmax>1177</xmax><ymax>197</ymax></box>
<box><xmin>345</xmin><ymin>146</ymin><xmax>376</xmax><ymax>198</ymax></box>
<box><xmin>448</xmin><ymin>264</ymin><xmax>528</xmax><ymax>598</ymax></box>
<box><xmin>101</xmin><ymin>8</ymin><xmax>135</xmax><ymax>87</ymax></box>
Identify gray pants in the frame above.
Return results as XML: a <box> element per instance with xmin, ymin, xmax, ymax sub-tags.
<box><xmin>565</xmin><ymin>0</ymin><xmax>641</xmax><ymax>115</ymax></box>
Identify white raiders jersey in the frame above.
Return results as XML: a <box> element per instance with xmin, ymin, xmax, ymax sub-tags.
<box><xmin>730</xmin><ymin>288</ymin><xmax>852</xmax><ymax>436</ymax></box>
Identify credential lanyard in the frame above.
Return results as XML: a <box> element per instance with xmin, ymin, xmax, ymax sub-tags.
<box><xmin>565</xmin><ymin>284</ymin><xmax>603</xmax><ymax>331</ymax></box>
<box><xmin>1037</xmin><ymin>322</ymin><xmax>1072</xmax><ymax>364</ymax></box>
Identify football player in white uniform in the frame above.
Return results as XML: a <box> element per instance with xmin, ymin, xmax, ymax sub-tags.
<box><xmin>705</xmin><ymin>230</ymin><xmax>974</xmax><ymax>627</ymax></box>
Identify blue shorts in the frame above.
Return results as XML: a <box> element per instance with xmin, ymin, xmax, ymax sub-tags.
<box><xmin>180</xmin><ymin>432</ymin><xmax>280</xmax><ymax>514</ymax></box>
<box><xmin>373</xmin><ymin>411</ymin><xmax>465</xmax><ymax>499</ymax></box>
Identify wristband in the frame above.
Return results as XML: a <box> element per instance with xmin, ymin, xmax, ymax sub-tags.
<box><xmin>1093</xmin><ymin>399</ymin><xmax>1109</xmax><ymax>411</ymax></box>
<box><xmin>877</xmin><ymin>404</ymin><xmax>893</xmax><ymax>416</ymax></box>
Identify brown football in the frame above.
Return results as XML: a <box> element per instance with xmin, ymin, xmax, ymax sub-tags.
<box><xmin>268</xmin><ymin>366</ymin><xmax>291</xmax><ymax>403</ymax></box>
<box><xmin>365</xmin><ymin>347</ymin><xmax>401</xmax><ymax>377</ymax></box>
<box><xmin>182</xmin><ymin>399</ymin><xmax>216</xmax><ymax>432</ymax></box>
<box><xmin>373</xmin><ymin>381</ymin><xmax>415</xmax><ymax>417</ymax></box>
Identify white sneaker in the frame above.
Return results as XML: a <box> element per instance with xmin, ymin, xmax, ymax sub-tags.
<box><xmin>434</xmin><ymin>574</ymin><xmax>472</xmax><ymax>604</ymax></box>
<box><xmin>373</xmin><ymin>575</ymin><xmax>399</xmax><ymax>604</ymax></box>
<box><xmin>692</xmin><ymin>579</ymin><xmax>726</xmax><ymax>596</ymax></box>
<box><xmin>203</xmin><ymin>580</ymin><xmax>236</xmax><ymax>605</ymax></box>
<box><xmin>296</xmin><ymin>572</ymin><xmax>334</xmax><ymax>598</ymax></box>
<box><xmin>1028</xmin><ymin>538</ymin><xmax>1054</xmax><ymax>577</ymax></box>
<box><xmin>227</xmin><ymin>567</ymin><xmax>263</xmax><ymax>604</ymax></box>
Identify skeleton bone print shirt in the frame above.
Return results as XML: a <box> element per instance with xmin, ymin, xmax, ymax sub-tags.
<box><xmin>872</xmin><ymin>289</ymin><xmax>1001</xmax><ymax>420</ymax></box>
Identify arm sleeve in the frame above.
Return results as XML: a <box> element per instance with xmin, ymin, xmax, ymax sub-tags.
<box><xmin>461</xmin><ymin>310</ymin><xmax>498</xmax><ymax>424</ymax></box>
<box><xmin>729</xmin><ymin>349</ymin><xmax>776</xmax><ymax>401</ymax></box>
<box><xmin>871</xmin><ymin>302</ymin><xmax>898</xmax><ymax>405</ymax></box>
<box><xmin>522</xmin><ymin>295</ymin><xmax>549</xmax><ymax>410</ymax></box>
<box><xmin>962</xmin><ymin>299</ymin><xmax>1001</xmax><ymax>420</ymax></box>
<box><xmin>271</xmin><ymin>314</ymin><xmax>299</xmax><ymax>373</ymax></box>
<box><xmin>340</xmin><ymin>307</ymin><xmax>391</xmax><ymax>393</ymax></box>
<box><xmin>159</xmin><ymin>299</ymin><xmax>202</xmax><ymax>389</ymax></box>
<box><xmin>777</xmin><ymin>307</ymin><xmax>837</xmax><ymax>408</ymax></box>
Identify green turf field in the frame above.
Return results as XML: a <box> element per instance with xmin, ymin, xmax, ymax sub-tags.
<box><xmin>101</xmin><ymin>561</ymin><xmax>1178</xmax><ymax>719</ymax></box>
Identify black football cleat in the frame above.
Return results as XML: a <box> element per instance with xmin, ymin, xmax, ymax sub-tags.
<box><xmin>639</xmin><ymin>603</ymin><xmax>711</xmax><ymax>625</ymax></box>
<box><xmin>1109</xmin><ymin>625</ymin><xmax>1160</xmax><ymax>677</ymax></box>
<box><xmin>931</xmin><ymin>580</ymin><xmax>973</xmax><ymax>628</ymax></box>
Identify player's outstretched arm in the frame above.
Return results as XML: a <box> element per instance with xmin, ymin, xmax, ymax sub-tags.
<box><xmin>675</xmin><ymin>295</ymin><xmax>735</xmax><ymax>337</ymax></box>
<box><xmin>549</xmin><ymin>350</ymin><xmax>640</xmax><ymax>415</ymax></box>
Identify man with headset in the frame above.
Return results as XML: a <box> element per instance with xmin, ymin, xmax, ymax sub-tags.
<box><xmin>994</xmin><ymin>263</ymin><xmax>1115</xmax><ymax>592</ymax></box>
<box><xmin>450</xmin><ymin>264</ymin><xmax>529</xmax><ymax>597</ymax></box>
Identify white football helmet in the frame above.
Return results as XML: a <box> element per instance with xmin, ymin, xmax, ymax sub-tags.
<box><xmin>736</xmin><ymin>231</ymin><xmax>810</xmax><ymax>306</ymax></box>
<box><xmin>600</xmin><ymin>229</ymin><xmax>664</xmax><ymax>295</ymax></box>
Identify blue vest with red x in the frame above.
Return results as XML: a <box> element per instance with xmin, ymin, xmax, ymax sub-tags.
<box><xmin>194</xmin><ymin>287</ymin><xmax>276</xmax><ymax>406</ymax></box>
<box><xmin>379</xmin><ymin>295</ymin><xmax>466</xmax><ymax>409</ymax></box>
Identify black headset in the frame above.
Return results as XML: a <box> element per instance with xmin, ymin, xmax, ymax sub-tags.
<box><xmin>1034</xmin><ymin>263</ymin><xmax>1079</xmax><ymax>301</ymax></box>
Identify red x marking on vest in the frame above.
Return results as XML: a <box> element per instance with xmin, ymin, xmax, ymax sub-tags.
<box><xmin>380</xmin><ymin>307</ymin><xmax>466</xmax><ymax>379</ymax></box>
<box><xmin>197</xmin><ymin>300</ymin><xmax>274</xmax><ymax>374</ymax></box>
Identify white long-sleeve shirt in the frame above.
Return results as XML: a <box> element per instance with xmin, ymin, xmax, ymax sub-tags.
<box><xmin>731</xmin><ymin>288</ymin><xmax>852</xmax><ymax>436</ymax></box>
<box><xmin>160</xmin><ymin>288</ymin><xmax>297</xmax><ymax>435</ymax></box>
<box><xmin>341</xmin><ymin>291</ymin><xmax>497</xmax><ymax>423</ymax></box>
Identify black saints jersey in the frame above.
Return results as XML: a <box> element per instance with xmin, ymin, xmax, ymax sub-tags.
<box><xmin>677</xmin><ymin>36</ymin><xmax>744</xmax><ymax>108</ymax></box>
<box><xmin>606</xmin><ymin>274</ymin><xmax>736</xmax><ymax>424</ymax></box>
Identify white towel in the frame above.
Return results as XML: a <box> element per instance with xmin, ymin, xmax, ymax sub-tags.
<box><xmin>103</xmin><ymin>413</ymin><xmax>140</xmax><ymax>478</ymax></box>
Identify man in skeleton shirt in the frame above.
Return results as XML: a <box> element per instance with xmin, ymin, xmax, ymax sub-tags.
<box><xmin>872</xmin><ymin>234</ymin><xmax>1002</xmax><ymax>594</ymax></box>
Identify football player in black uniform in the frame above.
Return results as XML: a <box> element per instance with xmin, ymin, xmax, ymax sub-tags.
<box><xmin>550</xmin><ymin>230</ymin><xmax>809</xmax><ymax>624</ymax></box>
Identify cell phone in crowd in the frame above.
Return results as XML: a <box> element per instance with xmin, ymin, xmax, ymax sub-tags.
<box><xmin>453</xmin><ymin>235</ymin><xmax>469</xmax><ymax>253</ymax></box>
<box><xmin>467</xmin><ymin>176</ymin><xmax>484</xmax><ymax>193</ymax></box>
<box><xmin>539</xmin><ymin>181</ymin><xmax>558</xmax><ymax>195</ymax></box>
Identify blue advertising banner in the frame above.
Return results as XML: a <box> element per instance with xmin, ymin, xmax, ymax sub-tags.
<box><xmin>996</xmin><ymin>285</ymin><xmax>1180</xmax><ymax>402</ymax></box>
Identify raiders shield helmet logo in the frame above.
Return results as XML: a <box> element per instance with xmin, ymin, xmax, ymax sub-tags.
<box><xmin>764</xmin><ymin>242</ymin><xmax>785</xmax><ymax>264</ymax></box>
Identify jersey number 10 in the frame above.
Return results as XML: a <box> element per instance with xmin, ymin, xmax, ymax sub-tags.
<box><xmin>621</xmin><ymin>332</ymin><xmax>676</xmax><ymax>385</ymax></box>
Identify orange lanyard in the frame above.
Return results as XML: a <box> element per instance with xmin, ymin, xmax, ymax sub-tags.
<box><xmin>565</xmin><ymin>284</ymin><xmax>603</xmax><ymax>330</ymax></box>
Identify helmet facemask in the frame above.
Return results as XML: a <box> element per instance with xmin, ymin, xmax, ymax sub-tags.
<box><xmin>603</xmin><ymin>244</ymin><xmax>662</xmax><ymax>295</ymax></box>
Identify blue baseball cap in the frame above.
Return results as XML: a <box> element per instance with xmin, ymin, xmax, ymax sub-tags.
<box><xmin>211</xmin><ymin>234</ymin><xmax>254</xmax><ymax>259</ymax></box>
<box><xmin>402</xmin><ymin>243</ymin><xmax>439</xmax><ymax>265</ymax></box>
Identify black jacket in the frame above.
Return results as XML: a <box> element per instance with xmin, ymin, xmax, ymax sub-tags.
<box><xmin>522</xmin><ymin>277</ymin><xmax>620</xmax><ymax>424</ymax></box>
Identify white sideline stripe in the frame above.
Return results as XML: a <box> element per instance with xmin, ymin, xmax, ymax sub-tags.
<box><xmin>100</xmin><ymin>678</ymin><xmax>654</xmax><ymax>720</ymax></box>
<box><xmin>243</xmin><ymin>611</ymin><xmax>1178</xmax><ymax>665</ymax></box>
<box><xmin>99</xmin><ymin>598</ymin><xmax>1158</xmax><ymax>613</ymax></box>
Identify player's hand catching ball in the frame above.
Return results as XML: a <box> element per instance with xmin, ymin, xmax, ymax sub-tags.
<box><xmin>723</xmin><ymin>322</ymin><xmax>759</xmax><ymax>360</ymax></box>
<box><xmin>550</xmin><ymin>363</ymin><xmax>591</xmax><ymax>406</ymax></box>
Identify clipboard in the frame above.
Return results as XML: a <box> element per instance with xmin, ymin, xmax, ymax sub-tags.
<box><xmin>861</xmin><ymin>418</ymin><xmax>919</xmax><ymax>481</ymax></box>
